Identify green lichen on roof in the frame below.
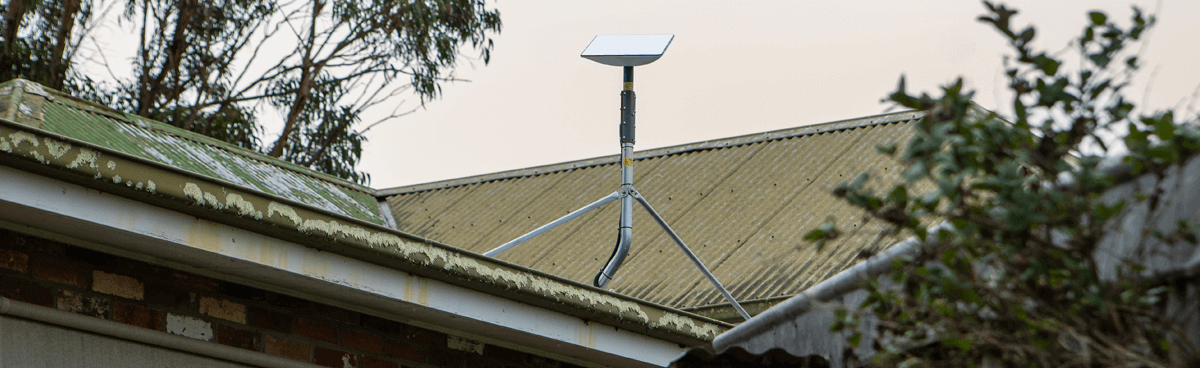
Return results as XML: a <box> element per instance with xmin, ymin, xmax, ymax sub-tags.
<box><xmin>0</xmin><ymin>79</ymin><xmax>385</xmax><ymax>225</ymax></box>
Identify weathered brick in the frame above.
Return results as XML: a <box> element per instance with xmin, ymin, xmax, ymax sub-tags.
<box><xmin>264</xmin><ymin>335</ymin><xmax>310</xmax><ymax>363</ymax></box>
<box><xmin>295</xmin><ymin>317</ymin><xmax>338</xmax><ymax>344</ymax></box>
<box><xmin>32</xmin><ymin>261</ymin><xmax>86</xmax><ymax>287</ymax></box>
<box><xmin>314</xmin><ymin>346</ymin><xmax>356</xmax><ymax>368</ymax></box>
<box><xmin>341</xmin><ymin>330</ymin><xmax>383</xmax><ymax>352</ymax></box>
<box><xmin>166</xmin><ymin>313</ymin><xmax>213</xmax><ymax>341</ymax></box>
<box><xmin>56</xmin><ymin>290</ymin><xmax>110</xmax><ymax>318</ymax></box>
<box><xmin>313</xmin><ymin>303</ymin><xmax>359</xmax><ymax>325</ymax></box>
<box><xmin>359</xmin><ymin>355</ymin><xmax>399</xmax><ymax>368</ymax></box>
<box><xmin>384</xmin><ymin>340</ymin><xmax>425</xmax><ymax>363</ymax></box>
<box><xmin>11</xmin><ymin>234</ymin><xmax>65</xmax><ymax>257</ymax></box>
<box><xmin>199</xmin><ymin>296</ymin><xmax>246</xmax><ymax>324</ymax></box>
<box><xmin>92</xmin><ymin>271</ymin><xmax>143</xmax><ymax>300</ymax></box>
<box><xmin>0</xmin><ymin>277</ymin><xmax>53</xmax><ymax>307</ymax></box>
<box><xmin>248</xmin><ymin>306</ymin><xmax>293</xmax><ymax>333</ymax></box>
<box><xmin>113</xmin><ymin>301</ymin><xmax>164</xmax><ymax>330</ymax></box>
<box><xmin>361</xmin><ymin>315</ymin><xmax>405</xmax><ymax>335</ymax></box>
<box><xmin>447</xmin><ymin>335</ymin><xmax>484</xmax><ymax>355</ymax></box>
<box><xmin>217</xmin><ymin>323</ymin><xmax>260</xmax><ymax>351</ymax></box>
<box><xmin>0</xmin><ymin>249</ymin><xmax>28</xmax><ymax>273</ymax></box>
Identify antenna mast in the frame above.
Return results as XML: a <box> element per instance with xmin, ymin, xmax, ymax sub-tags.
<box><xmin>484</xmin><ymin>34</ymin><xmax>750</xmax><ymax>321</ymax></box>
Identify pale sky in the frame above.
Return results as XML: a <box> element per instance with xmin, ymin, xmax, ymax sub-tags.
<box><xmin>76</xmin><ymin>1</ymin><xmax>1200</xmax><ymax>189</ymax></box>
<box><xmin>356</xmin><ymin>0</ymin><xmax>1200</xmax><ymax>189</ymax></box>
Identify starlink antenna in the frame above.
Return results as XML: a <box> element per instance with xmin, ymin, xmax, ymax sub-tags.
<box><xmin>484</xmin><ymin>34</ymin><xmax>750</xmax><ymax>321</ymax></box>
<box><xmin>581</xmin><ymin>34</ymin><xmax>674</xmax><ymax>66</ymax></box>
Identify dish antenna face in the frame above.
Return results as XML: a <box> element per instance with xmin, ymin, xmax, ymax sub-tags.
<box><xmin>581</xmin><ymin>34</ymin><xmax>674</xmax><ymax>66</ymax></box>
<box><xmin>486</xmin><ymin>34</ymin><xmax>751</xmax><ymax>322</ymax></box>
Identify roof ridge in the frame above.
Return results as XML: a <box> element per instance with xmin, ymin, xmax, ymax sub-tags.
<box><xmin>13</xmin><ymin>79</ymin><xmax>376</xmax><ymax>196</ymax></box>
<box><xmin>377</xmin><ymin>109</ymin><xmax>925</xmax><ymax>196</ymax></box>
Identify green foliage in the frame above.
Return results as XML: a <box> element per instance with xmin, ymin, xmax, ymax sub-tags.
<box><xmin>813</xmin><ymin>2</ymin><xmax>1200</xmax><ymax>366</ymax></box>
<box><xmin>2</xmin><ymin>0</ymin><xmax>501</xmax><ymax>184</ymax></box>
<box><xmin>0</xmin><ymin>0</ymin><xmax>97</xmax><ymax>90</ymax></box>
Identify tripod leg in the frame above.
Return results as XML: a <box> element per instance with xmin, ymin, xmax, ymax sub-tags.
<box><xmin>484</xmin><ymin>190</ymin><xmax>624</xmax><ymax>257</ymax></box>
<box><xmin>631</xmin><ymin>190</ymin><xmax>752</xmax><ymax>321</ymax></box>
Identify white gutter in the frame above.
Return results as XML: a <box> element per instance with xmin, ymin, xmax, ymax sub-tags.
<box><xmin>712</xmin><ymin>222</ymin><xmax>952</xmax><ymax>351</ymax></box>
<box><xmin>0</xmin><ymin>165</ymin><xmax>685</xmax><ymax>368</ymax></box>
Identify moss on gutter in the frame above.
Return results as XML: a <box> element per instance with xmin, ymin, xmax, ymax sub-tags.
<box><xmin>0</xmin><ymin>117</ymin><xmax>731</xmax><ymax>346</ymax></box>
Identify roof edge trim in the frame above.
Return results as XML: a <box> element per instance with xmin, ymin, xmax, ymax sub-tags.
<box><xmin>0</xmin><ymin>117</ymin><xmax>389</xmax><ymax>227</ymax></box>
<box><xmin>0</xmin><ymin>78</ymin><xmax>377</xmax><ymax>196</ymax></box>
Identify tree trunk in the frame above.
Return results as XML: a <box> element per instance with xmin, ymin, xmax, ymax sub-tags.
<box><xmin>266</xmin><ymin>0</ymin><xmax>326</xmax><ymax>159</ymax></box>
<box><xmin>48</xmin><ymin>0</ymin><xmax>80</xmax><ymax>90</ymax></box>
<box><xmin>137</xmin><ymin>0</ymin><xmax>196</xmax><ymax>117</ymax></box>
<box><xmin>267</xmin><ymin>68</ymin><xmax>313</xmax><ymax>158</ymax></box>
<box><xmin>1</xmin><ymin>0</ymin><xmax>29</xmax><ymax>81</ymax></box>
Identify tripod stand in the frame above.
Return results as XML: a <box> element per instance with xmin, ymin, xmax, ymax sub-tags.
<box><xmin>484</xmin><ymin>62</ymin><xmax>750</xmax><ymax>321</ymax></box>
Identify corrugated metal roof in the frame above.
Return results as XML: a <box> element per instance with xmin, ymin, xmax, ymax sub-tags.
<box><xmin>0</xmin><ymin>79</ymin><xmax>384</xmax><ymax>225</ymax></box>
<box><xmin>382</xmin><ymin>110</ymin><xmax>933</xmax><ymax>309</ymax></box>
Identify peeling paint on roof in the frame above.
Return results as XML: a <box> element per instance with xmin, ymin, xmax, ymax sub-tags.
<box><xmin>66</xmin><ymin>147</ymin><xmax>99</xmax><ymax>169</ymax></box>
<box><xmin>44</xmin><ymin>138</ymin><xmax>69</xmax><ymax>158</ymax></box>
<box><xmin>382</xmin><ymin>111</ymin><xmax>933</xmax><ymax>309</ymax></box>
<box><xmin>8</xmin><ymin>131</ymin><xmax>37</xmax><ymax>149</ymax></box>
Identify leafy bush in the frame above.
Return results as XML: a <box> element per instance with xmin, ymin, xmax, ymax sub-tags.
<box><xmin>810</xmin><ymin>2</ymin><xmax>1200</xmax><ymax>366</ymax></box>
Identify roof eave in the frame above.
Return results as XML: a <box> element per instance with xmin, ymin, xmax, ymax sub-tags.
<box><xmin>0</xmin><ymin>117</ymin><xmax>729</xmax><ymax>346</ymax></box>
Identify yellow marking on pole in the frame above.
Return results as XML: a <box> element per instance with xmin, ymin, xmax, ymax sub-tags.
<box><xmin>623</xmin><ymin>82</ymin><xmax>633</xmax><ymax>91</ymax></box>
<box><xmin>623</xmin><ymin>158</ymin><xmax>634</xmax><ymax>167</ymax></box>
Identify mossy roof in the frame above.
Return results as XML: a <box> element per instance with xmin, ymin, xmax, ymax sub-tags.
<box><xmin>0</xmin><ymin>79</ymin><xmax>384</xmax><ymax>224</ymax></box>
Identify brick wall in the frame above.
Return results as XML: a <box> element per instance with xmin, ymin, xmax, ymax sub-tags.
<box><xmin>0</xmin><ymin>229</ymin><xmax>577</xmax><ymax>368</ymax></box>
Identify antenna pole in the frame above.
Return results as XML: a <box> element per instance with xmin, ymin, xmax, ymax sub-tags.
<box><xmin>496</xmin><ymin>37</ymin><xmax>752</xmax><ymax>319</ymax></box>
<box><xmin>595</xmin><ymin>66</ymin><xmax>636</xmax><ymax>288</ymax></box>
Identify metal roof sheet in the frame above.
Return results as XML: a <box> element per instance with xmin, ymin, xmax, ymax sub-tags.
<box><xmin>382</xmin><ymin>111</ymin><xmax>932</xmax><ymax>310</ymax></box>
<box><xmin>0</xmin><ymin>79</ymin><xmax>384</xmax><ymax>225</ymax></box>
